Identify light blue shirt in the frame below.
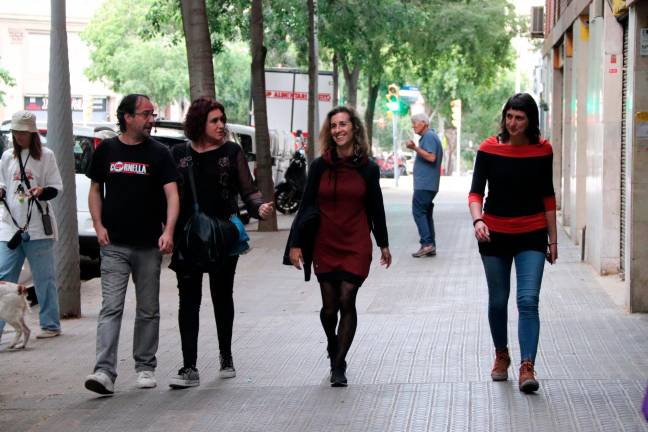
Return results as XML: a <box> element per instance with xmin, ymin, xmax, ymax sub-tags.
<box><xmin>413</xmin><ymin>128</ymin><xmax>443</xmax><ymax>191</ymax></box>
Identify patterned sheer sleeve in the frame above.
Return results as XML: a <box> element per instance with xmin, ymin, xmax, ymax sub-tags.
<box><xmin>235</xmin><ymin>147</ymin><xmax>263</xmax><ymax>219</ymax></box>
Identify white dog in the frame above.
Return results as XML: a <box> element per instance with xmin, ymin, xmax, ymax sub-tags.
<box><xmin>0</xmin><ymin>281</ymin><xmax>30</xmax><ymax>349</ymax></box>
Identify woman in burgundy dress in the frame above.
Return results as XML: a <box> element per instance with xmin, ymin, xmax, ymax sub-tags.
<box><xmin>286</xmin><ymin>106</ymin><xmax>391</xmax><ymax>387</ymax></box>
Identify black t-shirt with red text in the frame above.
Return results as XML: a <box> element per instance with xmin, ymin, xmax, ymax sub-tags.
<box><xmin>87</xmin><ymin>137</ymin><xmax>178</xmax><ymax>247</ymax></box>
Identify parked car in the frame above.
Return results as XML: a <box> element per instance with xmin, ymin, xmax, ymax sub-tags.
<box><xmin>374</xmin><ymin>153</ymin><xmax>407</xmax><ymax>178</ymax></box>
<box><xmin>71</xmin><ymin>125</ymin><xmax>119</xmax><ymax>258</ymax></box>
<box><xmin>0</xmin><ymin>120</ymin><xmax>119</xmax><ymax>301</ymax></box>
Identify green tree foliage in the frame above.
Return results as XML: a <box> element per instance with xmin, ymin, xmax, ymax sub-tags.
<box><xmin>82</xmin><ymin>0</ymin><xmax>523</xmax><ymax>147</ymax></box>
<box><xmin>214</xmin><ymin>42</ymin><xmax>251</xmax><ymax>124</ymax></box>
<box><xmin>314</xmin><ymin>0</ymin><xmax>520</xmax><ymax>146</ymax></box>
<box><xmin>81</xmin><ymin>0</ymin><xmax>188</xmax><ymax>107</ymax></box>
<box><xmin>409</xmin><ymin>0</ymin><xmax>522</xmax><ymax>120</ymax></box>
<box><xmin>457</xmin><ymin>71</ymin><xmax>516</xmax><ymax>170</ymax></box>
<box><xmin>462</xmin><ymin>71</ymin><xmax>516</xmax><ymax>146</ymax></box>
<box><xmin>0</xmin><ymin>62</ymin><xmax>16</xmax><ymax>105</ymax></box>
<box><xmin>147</xmin><ymin>0</ymin><xmax>248</xmax><ymax>53</ymax></box>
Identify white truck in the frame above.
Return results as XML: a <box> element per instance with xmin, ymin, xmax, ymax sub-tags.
<box><xmin>261</xmin><ymin>68</ymin><xmax>334</xmax><ymax>140</ymax></box>
<box><xmin>252</xmin><ymin>68</ymin><xmax>335</xmax><ymax>180</ymax></box>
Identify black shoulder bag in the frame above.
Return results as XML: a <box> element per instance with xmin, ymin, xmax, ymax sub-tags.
<box><xmin>1</xmin><ymin>196</ymin><xmax>34</xmax><ymax>250</ymax></box>
<box><xmin>17</xmin><ymin>152</ymin><xmax>53</xmax><ymax>236</ymax></box>
<box><xmin>180</xmin><ymin>142</ymin><xmax>239</xmax><ymax>271</ymax></box>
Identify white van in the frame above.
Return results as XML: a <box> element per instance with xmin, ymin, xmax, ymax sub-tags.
<box><xmin>227</xmin><ymin>123</ymin><xmax>292</xmax><ymax>185</ymax></box>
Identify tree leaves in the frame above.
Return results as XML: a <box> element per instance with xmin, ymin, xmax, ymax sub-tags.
<box><xmin>0</xmin><ymin>61</ymin><xmax>16</xmax><ymax>105</ymax></box>
<box><xmin>81</xmin><ymin>0</ymin><xmax>189</xmax><ymax>107</ymax></box>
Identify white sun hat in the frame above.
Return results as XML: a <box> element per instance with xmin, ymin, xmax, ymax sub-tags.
<box><xmin>11</xmin><ymin>110</ymin><xmax>38</xmax><ymax>133</ymax></box>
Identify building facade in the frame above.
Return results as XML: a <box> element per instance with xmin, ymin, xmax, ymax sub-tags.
<box><xmin>0</xmin><ymin>0</ymin><xmax>116</xmax><ymax>124</ymax></box>
<box><xmin>540</xmin><ymin>0</ymin><xmax>648</xmax><ymax>311</ymax></box>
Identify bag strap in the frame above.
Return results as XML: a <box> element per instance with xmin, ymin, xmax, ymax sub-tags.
<box><xmin>1</xmin><ymin>196</ymin><xmax>34</xmax><ymax>231</ymax></box>
<box><xmin>17</xmin><ymin>151</ymin><xmax>45</xmax><ymax>215</ymax></box>
<box><xmin>185</xmin><ymin>142</ymin><xmax>200</xmax><ymax>213</ymax></box>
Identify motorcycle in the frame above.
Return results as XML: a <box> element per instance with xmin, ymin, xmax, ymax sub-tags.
<box><xmin>274</xmin><ymin>150</ymin><xmax>307</xmax><ymax>214</ymax></box>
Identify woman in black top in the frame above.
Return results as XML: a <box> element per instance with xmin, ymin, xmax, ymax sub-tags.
<box><xmin>286</xmin><ymin>106</ymin><xmax>391</xmax><ymax>387</ymax></box>
<box><xmin>168</xmin><ymin>98</ymin><xmax>273</xmax><ymax>389</ymax></box>
<box><xmin>469</xmin><ymin>93</ymin><xmax>557</xmax><ymax>394</ymax></box>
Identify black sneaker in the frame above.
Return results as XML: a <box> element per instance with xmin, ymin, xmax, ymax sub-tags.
<box><xmin>330</xmin><ymin>365</ymin><xmax>348</xmax><ymax>387</ymax></box>
<box><xmin>169</xmin><ymin>366</ymin><xmax>200</xmax><ymax>389</ymax></box>
<box><xmin>219</xmin><ymin>354</ymin><xmax>236</xmax><ymax>379</ymax></box>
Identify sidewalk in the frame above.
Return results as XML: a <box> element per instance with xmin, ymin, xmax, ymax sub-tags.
<box><xmin>1</xmin><ymin>176</ymin><xmax>647</xmax><ymax>432</ymax></box>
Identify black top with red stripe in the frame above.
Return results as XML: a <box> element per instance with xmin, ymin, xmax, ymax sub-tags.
<box><xmin>469</xmin><ymin>136</ymin><xmax>555</xmax><ymax>256</ymax></box>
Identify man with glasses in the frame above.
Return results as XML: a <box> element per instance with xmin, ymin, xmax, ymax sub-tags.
<box><xmin>84</xmin><ymin>94</ymin><xmax>179</xmax><ymax>395</ymax></box>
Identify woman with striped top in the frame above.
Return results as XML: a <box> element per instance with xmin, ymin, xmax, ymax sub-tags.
<box><xmin>469</xmin><ymin>93</ymin><xmax>558</xmax><ymax>393</ymax></box>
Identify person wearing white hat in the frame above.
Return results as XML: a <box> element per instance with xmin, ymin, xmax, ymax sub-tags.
<box><xmin>0</xmin><ymin>110</ymin><xmax>63</xmax><ymax>342</ymax></box>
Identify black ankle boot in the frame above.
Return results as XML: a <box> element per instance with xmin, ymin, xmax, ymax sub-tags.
<box><xmin>330</xmin><ymin>363</ymin><xmax>347</xmax><ymax>387</ymax></box>
<box><xmin>326</xmin><ymin>337</ymin><xmax>338</xmax><ymax>370</ymax></box>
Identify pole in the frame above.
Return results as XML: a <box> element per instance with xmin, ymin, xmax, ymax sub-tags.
<box><xmin>392</xmin><ymin>112</ymin><xmax>399</xmax><ymax>187</ymax></box>
<box><xmin>455</xmin><ymin>123</ymin><xmax>461</xmax><ymax>176</ymax></box>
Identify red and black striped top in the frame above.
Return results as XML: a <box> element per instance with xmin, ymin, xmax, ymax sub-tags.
<box><xmin>469</xmin><ymin>135</ymin><xmax>555</xmax><ymax>234</ymax></box>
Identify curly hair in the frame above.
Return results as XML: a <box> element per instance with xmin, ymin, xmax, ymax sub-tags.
<box><xmin>498</xmin><ymin>93</ymin><xmax>541</xmax><ymax>144</ymax></box>
<box><xmin>184</xmin><ymin>97</ymin><xmax>227</xmax><ymax>142</ymax></box>
<box><xmin>319</xmin><ymin>106</ymin><xmax>369</xmax><ymax>157</ymax></box>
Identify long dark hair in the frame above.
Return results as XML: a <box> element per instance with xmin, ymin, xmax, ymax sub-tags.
<box><xmin>12</xmin><ymin>132</ymin><xmax>42</xmax><ymax>160</ymax></box>
<box><xmin>498</xmin><ymin>93</ymin><xmax>541</xmax><ymax>144</ymax></box>
<box><xmin>319</xmin><ymin>106</ymin><xmax>369</xmax><ymax>157</ymax></box>
<box><xmin>184</xmin><ymin>97</ymin><xmax>227</xmax><ymax>142</ymax></box>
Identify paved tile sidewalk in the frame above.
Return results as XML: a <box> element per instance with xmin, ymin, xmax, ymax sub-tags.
<box><xmin>1</xmin><ymin>176</ymin><xmax>647</xmax><ymax>432</ymax></box>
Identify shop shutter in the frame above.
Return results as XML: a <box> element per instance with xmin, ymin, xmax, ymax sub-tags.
<box><xmin>619</xmin><ymin>19</ymin><xmax>628</xmax><ymax>280</ymax></box>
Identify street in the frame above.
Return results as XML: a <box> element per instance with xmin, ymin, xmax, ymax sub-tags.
<box><xmin>1</xmin><ymin>176</ymin><xmax>647</xmax><ymax>432</ymax></box>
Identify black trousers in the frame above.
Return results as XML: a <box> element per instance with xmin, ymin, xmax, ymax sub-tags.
<box><xmin>176</xmin><ymin>256</ymin><xmax>239</xmax><ymax>368</ymax></box>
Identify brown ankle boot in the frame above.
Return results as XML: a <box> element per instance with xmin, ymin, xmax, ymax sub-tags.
<box><xmin>491</xmin><ymin>348</ymin><xmax>511</xmax><ymax>381</ymax></box>
<box><xmin>519</xmin><ymin>360</ymin><xmax>539</xmax><ymax>393</ymax></box>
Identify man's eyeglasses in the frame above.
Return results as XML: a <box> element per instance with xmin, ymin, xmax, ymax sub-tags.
<box><xmin>134</xmin><ymin>111</ymin><xmax>158</xmax><ymax>119</ymax></box>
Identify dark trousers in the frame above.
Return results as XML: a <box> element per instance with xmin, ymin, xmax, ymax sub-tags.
<box><xmin>176</xmin><ymin>256</ymin><xmax>239</xmax><ymax>368</ymax></box>
<box><xmin>412</xmin><ymin>189</ymin><xmax>438</xmax><ymax>246</ymax></box>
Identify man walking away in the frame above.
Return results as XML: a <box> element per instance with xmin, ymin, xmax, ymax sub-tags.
<box><xmin>84</xmin><ymin>94</ymin><xmax>179</xmax><ymax>395</ymax></box>
<box><xmin>406</xmin><ymin>113</ymin><xmax>443</xmax><ymax>258</ymax></box>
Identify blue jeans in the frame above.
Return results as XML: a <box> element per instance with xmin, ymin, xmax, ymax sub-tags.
<box><xmin>412</xmin><ymin>189</ymin><xmax>437</xmax><ymax>246</ymax></box>
<box><xmin>0</xmin><ymin>239</ymin><xmax>60</xmax><ymax>336</ymax></box>
<box><xmin>481</xmin><ymin>251</ymin><xmax>545</xmax><ymax>363</ymax></box>
<box><xmin>93</xmin><ymin>244</ymin><xmax>162</xmax><ymax>381</ymax></box>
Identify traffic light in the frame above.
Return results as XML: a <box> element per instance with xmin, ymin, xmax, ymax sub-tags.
<box><xmin>385</xmin><ymin>84</ymin><xmax>400</xmax><ymax>112</ymax></box>
<box><xmin>450</xmin><ymin>99</ymin><xmax>462</xmax><ymax>128</ymax></box>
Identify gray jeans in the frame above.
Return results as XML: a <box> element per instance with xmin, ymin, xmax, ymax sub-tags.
<box><xmin>94</xmin><ymin>244</ymin><xmax>162</xmax><ymax>381</ymax></box>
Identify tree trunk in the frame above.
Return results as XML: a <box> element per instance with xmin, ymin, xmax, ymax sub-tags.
<box><xmin>250</xmin><ymin>0</ymin><xmax>277</xmax><ymax>232</ymax></box>
<box><xmin>444</xmin><ymin>128</ymin><xmax>456</xmax><ymax>176</ymax></box>
<box><xmin>180</xmin><ymin>0</ymin><xmax>215</xmax><ymax>100</ymax></box>
<box><xmin>364</xmin><ymin>73</ymin><xmax>380</xmax><ymax>152</ymax></box>
<box><xmin>49</xmin><ymin>0</ymin><xmax>80</xmax><ymax>318</ymax></box>
<box><xmin>341</xmin><ymin>59</ymin><xmax>360</xmax><ymax>109</ymax></box>
<box><xmin>332</xmin><ymin>51</ymin><xmax>339</xmax><ymax>107</ymax></box>
<box><xmin>307</xmin><ymin>0</ymin><xmax>319</xmax><ymax>164</ymax></box>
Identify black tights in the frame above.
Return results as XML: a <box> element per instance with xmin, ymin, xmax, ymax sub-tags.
<box><xmin>176</xmin><ymin>256</ymin><xmax>239</xmax><ymax>368</ymax></box>
<box><xmin>319</xmin><ymin>280</ymin><xmax>360</xmax><ymax>369</ymax></box>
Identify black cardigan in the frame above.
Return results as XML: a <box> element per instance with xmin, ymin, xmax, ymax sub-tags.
<box><xmin>283</xmin><ymin>155</ymin><xmax>389</xmax><ymax>281</ymax></box>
